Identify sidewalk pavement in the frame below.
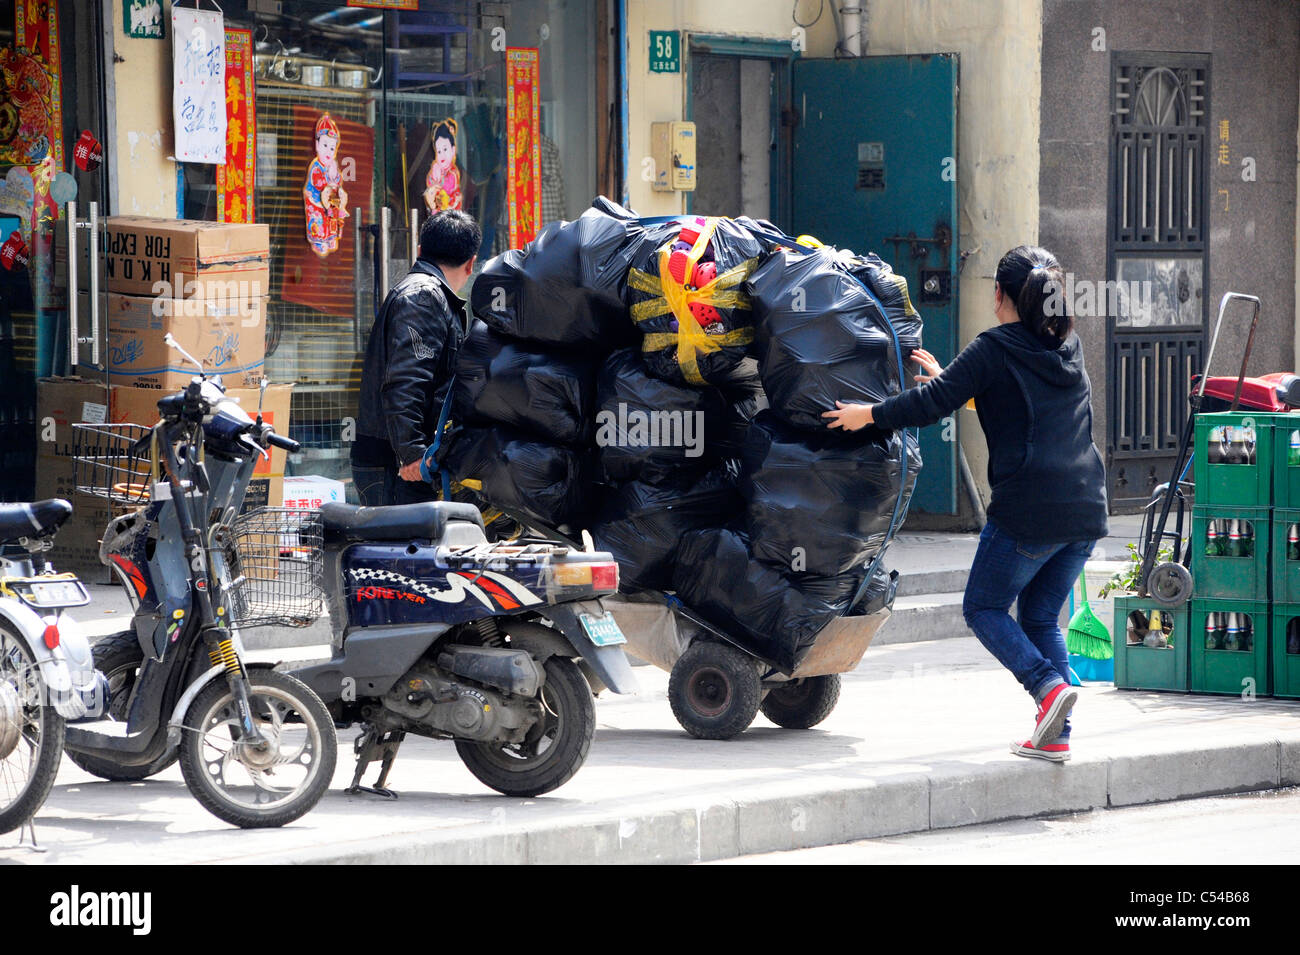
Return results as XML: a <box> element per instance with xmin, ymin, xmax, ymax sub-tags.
<box><xmin>6</xmin><ymin>631</ymin><xmax>1298</xmax><ymax>865</ymax></box>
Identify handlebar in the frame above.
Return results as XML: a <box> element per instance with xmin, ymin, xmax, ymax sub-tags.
<box><xmin>265</xmin><ymin>430</ymin><xmax>300</xmax><ymax>454</ymax></box>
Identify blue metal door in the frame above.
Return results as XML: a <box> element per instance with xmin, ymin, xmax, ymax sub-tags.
<box><xmin>791</xmin><ymin>54</ymin><xmax>959</xmax><ymax>515</ymax></box>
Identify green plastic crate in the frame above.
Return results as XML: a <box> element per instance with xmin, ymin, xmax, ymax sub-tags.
<box><xmin>1269</xmin><ymin>416</ymin><xmax>1300</xmax><ymax>508</ymax></box>
<box><xmin>1189</xmin><ymin>598</ymin><xmax>1270</xmax><ymax>697</ymax></box>
<box><xmin>1270</xmin><ymin>507</ymin><xmax>1300</xmax><ymax>603</ymax></box>
<box><xmin>1189</xmin><ymin>505</ymin><xmax>1270</xmax><ymax>600</ymax></box>
<box><xmin>1193</xmin><ymin>412</ymin><xmax>1272</xmax><ymax>507</ymax></box>
<box><xmin>1271</xmin><ymin>603</ymin><xmax>1300</xmax><ymax>699</ymax></box>
<box><xmin>1113</xmin><ymin>596</ymin><xmax>1188</xmax><ymax>692</ymax></box>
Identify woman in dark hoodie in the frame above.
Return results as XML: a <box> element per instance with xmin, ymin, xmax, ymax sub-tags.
<box><xmin>824</xmin><ymin>246</ymin><xmax>1108</xmax><ymax>761</ymax></box>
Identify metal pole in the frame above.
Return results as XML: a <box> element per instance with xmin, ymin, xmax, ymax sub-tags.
<box><xmin>87</xmin><ymin>201</ymin><xmax>100</xmax><ymax>367</ymax></box>
<box><xmin>379</xmin><ymin>206</ymin><xmax>392</xmax><ymax>301</ymax></box>
<box><xmin>409</xmin><ymin>207</ymin><xmax>419</xmax><ymax>264</ymax></box>
<box><xmin>353</xmin><ymin>206</ymin><xmax>364</xmax><ymax>353</ymax></box>
<box><xmin>66</xmin><ymin>200</ymin><xmax>78</xmax><ymax>370</ymax></box>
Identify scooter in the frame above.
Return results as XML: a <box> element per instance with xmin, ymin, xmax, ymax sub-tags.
<box><xmin>62</xmin><ymin>338</ymin><xmax>337</xmax><ymax>829</ymax></box>
<box><xmin>0</xmin><ymin>502</ymin><xmax>107</xmax><ymax>842</ymax></box>
<box><xmin>284</xmin><ymin>505</ymin><xmax>637</xmax><ymax>798</ymax></box>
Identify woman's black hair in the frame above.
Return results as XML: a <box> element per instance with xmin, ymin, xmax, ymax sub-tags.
<box><xmin>995</xmin><ymin>245</ymin><xmax>1072</xmax><ymax>346</ymax></box>
<box><xmin>432</xmin><ymin>118</ymin><xmax>457</xmax><ymax>148</ymax></box>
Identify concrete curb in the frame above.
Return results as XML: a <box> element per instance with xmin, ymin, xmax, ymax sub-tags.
<box><xmin>236</xmin><ymin>735</ymin><xmax>1300</xmax><ymax>865</ymax></box>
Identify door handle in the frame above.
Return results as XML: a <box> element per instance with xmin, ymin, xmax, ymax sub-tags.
<box><xmin>409</xmin><ymin>207</ymin><xmax>419</xmax><ymax>265</ymax></box>
<box><xmin>65</xmin><ymin>200</ymin><xmax>102</xmax><ymax>370</ymax></box>
<box><xmin>379</xmin><ymin>205</ymin><xmax>392</xmax><ymax>301</ymax></box>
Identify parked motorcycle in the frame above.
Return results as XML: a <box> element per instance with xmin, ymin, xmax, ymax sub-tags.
<box><xmin>0</xmin><ymin>503</ymin><xmax>107</xmax><ymax>838</ymax></box>
<box><xmin>62</xmin><ymin>338</ymin><xmax>337</xmax><ymax>829</ymax></box>
<box><xmin>284</xmin><ymin>503</ymin><xmax>637</xmax><ymax>798</ymax></box>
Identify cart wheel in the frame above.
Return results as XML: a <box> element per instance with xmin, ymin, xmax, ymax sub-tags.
<box><xmin>668</xmin><ymin>641</ymin><xmax>762</xmax><ymax>740</ymax></box>
<box><xmin>1148</xmin><ymin>561</ymin><xmax>1193</xmax><ymax>608</ymax></box>
<box><xmin>760</xmin><ymin>674</ymin><xmax>842</xmax><ymax>729</ymax></box>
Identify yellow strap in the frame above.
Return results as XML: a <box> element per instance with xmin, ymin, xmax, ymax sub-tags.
<box><xmin>628</xmin><ymin>217</ymin><xmax>760</xmax><ymax>385</ymax></box>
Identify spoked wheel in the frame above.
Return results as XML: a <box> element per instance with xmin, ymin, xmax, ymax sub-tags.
<box><xmin>178</xmin><ymin>670</ymin><xmax>337</xmax><ymax>829</ymax></box>
<box><xmin>455</xmin><ymin>656</ymin><xmax>594</xmax><ymax>797</ymax></box>
<box><xmin>1147</xmin><ymin>561</ymin><xmax>1193</xmax><ymax>608</ymax></box>
<box><xmin>759</xmin><ymin>674</ymin><xmax>842</xmax><ymax>729</ymax></box>
<box><xmin>0</xmin><ymin>624</ymin><xmax>64</xmax><ymax>835</ymax></box>
<box><xmin>64</xmin><ymin>632</ymin><xmax>178</xmax><ymax>781</ymax></box>
<box><xmin>668</xmin><ymin>640</ymin><xmax>762</xmax><ymax>740</ymax></box>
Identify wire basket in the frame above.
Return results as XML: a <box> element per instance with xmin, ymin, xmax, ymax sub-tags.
<box><xmin>223</xmin><ymin>507</ymin><xmax>326</xmax><ymax>629</ymax></box>
<box><xmin>72</xmin><ymin>423</ymin><xmax>155</xmax><ymax>505</ymax></box>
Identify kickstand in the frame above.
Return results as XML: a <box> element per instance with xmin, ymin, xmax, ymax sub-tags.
<box><xmin>8</xmin><ymin>819</ymin><xmax>47</xmax><ymax>854</ymax></box>
<box><xmin>345</xmin><ymin>726</ymin><xmax>405</xmax><ymax>799</ymax></box>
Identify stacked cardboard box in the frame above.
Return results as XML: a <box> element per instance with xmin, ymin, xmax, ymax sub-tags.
<box><xmin>100</xmin><ymin>217</ymin><xmax>270</xmax><ymax>391</ymax></box>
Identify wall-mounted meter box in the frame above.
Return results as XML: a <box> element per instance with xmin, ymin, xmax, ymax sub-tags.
<box><xmin>651</xmin><ymin>121</ymin><xmax>696</xmax><ymax>192</ymax></box>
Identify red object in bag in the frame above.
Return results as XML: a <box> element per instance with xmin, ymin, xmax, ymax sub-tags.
<box><xmin>0</xmin><ymin>233</ymin><xmax>30</xmax><ymax>271</ymax></box>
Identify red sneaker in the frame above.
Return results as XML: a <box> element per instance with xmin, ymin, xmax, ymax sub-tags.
<box><xmin>1030</xmin><ymin>683</ymin><xmax>1077</xmax><ymax>749</ymax></box>
<box><xmin>1011</xmin><ymin>739</ymin><xmax>1070</xmax><ymax>762</ymax></box>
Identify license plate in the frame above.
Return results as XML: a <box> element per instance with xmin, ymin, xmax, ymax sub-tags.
<box><xmin>579</xmin><ymin>611</ymin><xmax>626</xmax><ymax>647</ymax></box>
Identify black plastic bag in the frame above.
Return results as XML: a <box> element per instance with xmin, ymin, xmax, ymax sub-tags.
<box><xmin>451</xmin><ymin>320</ymin><xmax>597</xmax><ymax>446</ymax></box>
<box><xmin>469</xmin><ymin>201</ymin><xmax>649</xmax><ymax>347</ymax></box>
<box><xmin>591</xmin><ymin>466</ymin><xmax>742</xmax><ymax>593</ymax></box>
<box><xmin>624</xmin><ymin>215</ymin><xmax>769</xmax><ymax>386</ymax></box>
<box><xmin>746</xmin><ymin>246</ymin><xmax>918</xmax><ymax>431</ymax></box>
<box><xmin>672</xmin><ymin>527</ymin><xmax>862</xmax><ymax>674</ymax></box>
<box><xmin>714</xmin><ymin>357</ymin><xmax>768</xmax><ymax>460</ymax></box>
<box><xmin>595</xmin><ymin>347</ymin><xmax>729</xmax><ymax>484</ymax></box>
<box><xmin>439</xmin><ymin>425</ymin><xmax>592</xmax><ymax>529</ymax></box>
<box><xmin>846</xmin><ymin>251</ymin><xmax>924</xmax><ymax>350</ymax></box>
<box><xmin>740</xmin><ymin>410</ymin><xmax>921</xmax><ymax>576</ymax></box>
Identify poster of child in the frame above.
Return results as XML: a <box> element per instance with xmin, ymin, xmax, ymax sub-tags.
<box><xmin>303</xmin><ymin>113</ymin><xmax>349</xmax><ymax>258</ymax></box>
<box><xmin>423</xmin><ymin>117</ymin><xmax>463</xmax><ymax>213</ymax></box>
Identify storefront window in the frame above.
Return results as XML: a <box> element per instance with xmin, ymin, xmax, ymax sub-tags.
<box><xmin>182</xmin><ymin>1</ymin><xmax>602</xmax><ymax>500</ymax></box>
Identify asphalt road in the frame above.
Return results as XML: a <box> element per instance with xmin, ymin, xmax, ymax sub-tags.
<box><xmin>715</xmin><ymin>786</ymin><xmax>1300</xmax><ymax>864</ymax></box>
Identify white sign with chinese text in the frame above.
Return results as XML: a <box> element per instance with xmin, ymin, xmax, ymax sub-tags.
<box><xmin>172</xmin><ymin>7</ymin><xmax>226</xmax><ymax>163</ymax></box>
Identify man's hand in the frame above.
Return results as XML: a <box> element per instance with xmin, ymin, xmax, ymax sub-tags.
<box><xmin>911</xmin><ymin>347</ymin><xmax>943</xmax><ymax>383</ymax></box>
<box><xmin>398</xmin><ymin>460</ymin><xmax>424</xmax><ymax>482</ymax></box>
<box><xmin>822</xmin><ymin>401</ymin><xmax>875</xmax><ymax>431</ymax></box>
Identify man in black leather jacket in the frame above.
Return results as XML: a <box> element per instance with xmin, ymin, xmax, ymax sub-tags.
<box><xmin>352</xmin><ymin>210</ymin><xmax>481</xmax><ymax>506</ymax></box>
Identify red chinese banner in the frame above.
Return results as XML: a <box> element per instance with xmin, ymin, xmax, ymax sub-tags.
<box><xmin>217</xmin><ymin>27</ymin><xmax>255</xmax><ymax>223</ymax></box>
<box><xmin>506</xmin><ymin>47</ymin><xmax>541</xmax><ymax>249</ymax></box>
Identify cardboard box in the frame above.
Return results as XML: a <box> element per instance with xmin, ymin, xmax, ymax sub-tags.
<box><xmin>282</xmin><ymin>474</ymin><xmax>345</xmax><ymax>510</ymax></box>
<box><xmin>37</xmin><ymin>379</ymin><xmax>293</xmax><ymax>490</ymax></box>
<box><xmin>104</xmin><ymin>291</ymin><xmax>267</xmax><ymax>390</ymax></box>
<box><xmin>102</xmin><ymin>216</ymin><xmax>270</xmax><ymax>300</ymax></box>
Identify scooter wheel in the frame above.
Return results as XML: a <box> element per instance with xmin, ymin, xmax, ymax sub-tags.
<box><xmin>1148</xmin><ymin>561</ymin><xmax>1193</xmax><ymax>608</ymax></box>
<box><xmin>668</xmin><ymin>640</ymin><xmax>761</xmax><ymax>740</ymax></box>
<box><xmin>64</xmin><ymin>631</ymin><xmax>178</xmax><ymax>782</ymax></box>
<box><xmin>759</xmin><ymin>673</ymin><xmax>842</xmax><ymax>729</ymax></box>
<box><xmin>179</xmin><ymin>670</ymin><xmax>337</xmax><ymax>829</ymax></box>
<box><xmin>0</xmin><ymin>623</ymin><xmax>64</xmax><ymax>835</ymax></box>
<box><xmin>455</xmin><ymin>656</ymin><xmax>595</xmax><ymax>797</ymax></box>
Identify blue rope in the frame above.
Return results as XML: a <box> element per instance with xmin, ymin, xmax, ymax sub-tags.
<box><xmin>421</xmin><ymin>375</ymin><xmax>457</xmax><ymax>501</ymax></box>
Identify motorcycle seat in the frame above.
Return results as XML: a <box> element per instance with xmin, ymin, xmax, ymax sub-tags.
<box><xmin>0</xmin><ymin>499</ymin><xmax>73</xmax><ymax>544</ymax></box>
<box><xmin>320</xmin><ymin>501</ymin><xmax>484</xmax><ymax>544</ymax></box>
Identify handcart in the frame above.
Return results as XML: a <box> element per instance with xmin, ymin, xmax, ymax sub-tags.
<box><xmin>1137</xmin><ymin>292</ymin><xmax>1300</xmax><ymax>606</ymax></box>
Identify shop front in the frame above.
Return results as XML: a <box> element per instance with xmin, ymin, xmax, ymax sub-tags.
<box><xmin>1</xmin><ymin>0</ymin><xmax>614</xmax><ymax>513</ymax></box>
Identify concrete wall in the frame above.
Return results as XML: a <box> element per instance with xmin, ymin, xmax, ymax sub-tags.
<box><xmin>106</xmin><ymin>0</ymin><xmax>177</xmax><ymax>217</ymax></box>
<box><xmin>842</xmin><ymin>0</ymin><xmax>1045</xmax><ymax>512</ymax></box>
<box><xmin>1040</xmin><ymin>0</ymin><xmax>1300</xmax><ymax>506</ymax></box>
<box><xmin>623</xmin><ymin>0</ymin><xmax>839</xmax><ymax>216</ymax></box>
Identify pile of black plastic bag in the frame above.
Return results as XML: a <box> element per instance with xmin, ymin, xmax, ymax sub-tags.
<box><xmin>439</xmin><ymin>197</ymin><xmax>922</xmax><ymax>672</ymax></box>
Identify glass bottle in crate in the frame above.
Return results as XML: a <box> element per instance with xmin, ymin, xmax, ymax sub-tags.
<box><xmin>1205</xmin><ymin>520</ymin><xmax>1222</xmax><ymax>557</ymax></box>
<box><xmin>1289</xmin><ymin>524</ymin><xmax>1300</xmax><ymax>562</ymax></box>
<box><xmin>1205</xmin><ymin>612</ymin><xmax>1221</xmax><ymax>650</ymax></box>
<box><xmin>1223</xmin><ymin>613</ymin><xmax>1240</xmax><ymax>652</ymax></box>
<box><xmin>1242</xmin><ymin>424</ymin><xmax>1257</xmax><ymax>464</ymax></box>
<box><xmin>1289</xmin><ymin>429</ymin><xmax>1300</xmax><ymax>467</ymax></box>
<box><xmin>1144</xmin><ymin>610</ymin><xmax>1164</xmax><ymax>648</ymax></box>
<box><xmin>1288</xmin><ymin>618</ymin><xmax>1300</xmax><ymax>655</ymax></box>
<box><xmin>1241</xmin><ymin>520</ymin><xmax>1254</xmax><ymax>559</ymax></box>
<box><xmin>1224</xmin><ymin>519</ymin><xmax>1242</xmax><ymax>557</ymax></box>
<box><xmin>1240</xmin><ymin>613</ymin><xmax>1253</xmax><ymax>652</ymax></box>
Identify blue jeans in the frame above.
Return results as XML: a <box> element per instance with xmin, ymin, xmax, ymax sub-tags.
<box><xmin>962</xmin><ymin>521</ymin><xmax>1094</xmax><ymax>737</ymax></box>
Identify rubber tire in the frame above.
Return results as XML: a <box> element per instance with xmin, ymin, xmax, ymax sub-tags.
<box><xmin>0</xmin><ymin>624</ymin><xmax>64</xmax><ymax>835</ymax></box>
<box><xmin>64</xmin><ymin>631</ymin><xmax>179</xmax><ymax>782</ymax></box>
<box><xmin>1147</xmin><ymin>561</ymin><xmax>1192</xmax><ymax>608</ymax></box>
<box><xmin>668</xmin><ymin>641</ymin><xmax>762</xmax><ymax>740</ymax></box>
<box><xmin>760</xmin><ymin>674</ymin><xmax>842</xmax><ymax>729</ymax></box>
<box><xmin>455</xmin><ymin>656</ymin><xmax>594</xmax><ymax>797</ymax></box>
<box><xmin>178</xmin><ymin>669</ymin><xmax>337</xmax><ymax>829</ymax></box>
